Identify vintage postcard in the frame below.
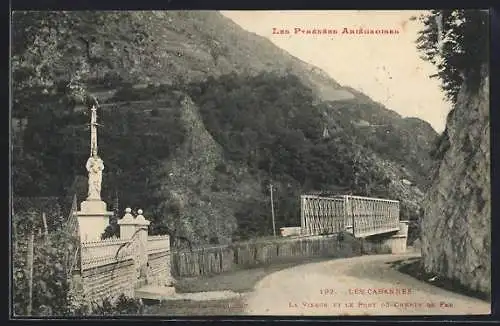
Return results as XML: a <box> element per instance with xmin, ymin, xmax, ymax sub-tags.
<box><xmin>10</xmin><ymin>9</ymin><xmax>490</xmax><ymax>318</ymax></box>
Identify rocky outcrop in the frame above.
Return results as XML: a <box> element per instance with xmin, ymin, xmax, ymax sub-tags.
<box><xmin>421</xmin><ymin>67</ymin><xmax>490</xmax><ymax>296</ymax></box>
<box><xmin>152</xmin><ymin>94</ymin><xmax>264</xmax><ymax>245</ymax></box>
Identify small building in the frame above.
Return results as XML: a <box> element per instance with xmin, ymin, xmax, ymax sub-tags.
<box><xmin>401</xmin><ymin>179</ymin><xmax>413</xmax><ymax>186</ymax></box>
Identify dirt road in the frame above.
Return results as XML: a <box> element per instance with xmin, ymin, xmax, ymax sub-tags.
<box><xmin>243</xmin><ymin>253</ymin><xmax>490</xmax><ymax>316</ymax></box>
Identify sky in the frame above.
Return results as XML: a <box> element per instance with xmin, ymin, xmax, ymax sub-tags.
<box><xmin>221</xmin><ymin>10</ymin><xmax>451</xmax><ymax>133</ymax></box>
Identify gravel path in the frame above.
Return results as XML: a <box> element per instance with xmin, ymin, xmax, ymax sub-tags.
<box><xmin>243</xmin><ymin>253</ymin><xmax>490</xmax><ymax>316</ymax></box>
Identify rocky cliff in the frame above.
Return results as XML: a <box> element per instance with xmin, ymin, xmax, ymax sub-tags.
<box><xmin>421</xmin><ymin>66</ymin><xmax>490</xmax><ymax>296</ymax></box>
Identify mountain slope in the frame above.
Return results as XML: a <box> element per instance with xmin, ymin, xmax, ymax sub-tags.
<box><xmin>124</xmin><ymin>11</ymin><xmax>355</xmax><ymax>102</ymax></box>
<box><xmin>12</xmin><ymin>11</ymin><xmax>438</xmax><ymax>245</ymax></box>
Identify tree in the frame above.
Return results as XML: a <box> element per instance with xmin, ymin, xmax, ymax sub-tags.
<box><xmin>414</xmin><ymin>10</ymin><xmax>489</xmax><ymax>104</ymax></box>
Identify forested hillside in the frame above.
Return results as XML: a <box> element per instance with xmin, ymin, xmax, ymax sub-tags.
<box><xmin>12</xmin><ymin>11</ymin><xmax>438</xmax><ymax>246</ymax></box>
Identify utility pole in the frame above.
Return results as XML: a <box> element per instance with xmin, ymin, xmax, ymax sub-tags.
<box><xmin>269</xmin><ymin>183</ymin><xmax>276</xmax><ymax>237</ymax></box>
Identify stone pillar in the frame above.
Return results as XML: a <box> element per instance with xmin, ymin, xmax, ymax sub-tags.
<box><xmin>76</xmin><ymin>199</ymin><xmax>114</xmax><ymax>242</ymax></box>
<box><xmin>135</xmin><ymin>210</ymin><xmax>151</xmax><ymax>270</ymax></box>
<box><xmin>398</xmin><ymin>220</ymin><xmax>409</xmax><ymax>238</ymax></box>
<box><xmin>116</xmin><ymin>208</ymin><xmax>151</xmax><ymax>286</ymax></box>
<box><xmin>134</xmin><ymin>209</ymin><xmax>151</xmax><ymax>237</ymax></box>
<box><xmin>134</xmin><ymin>209</ymin><xmax>150</xmax><ymax>287</ymax></box>
<box><xmin>387</xmin><ymin>220</ymin><xmax>409</xmax><ymax>254</ymax></box>
<box><xmin>117</xmin><ymin>208</ymin><xmax>137</xmax><ymax>240</ymax></box>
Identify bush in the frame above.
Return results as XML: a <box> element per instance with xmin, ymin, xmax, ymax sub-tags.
<box><xmin>12</xmin><ymin>209</ymin><xmax>144</xmax><ymax>317</ymax></box>
<box><xmin>12</xmin><ymin>211</ymin><xmax>145</xmax><ymax>316</ymax></box>
<box><xmin>70</xmin><ymin>294</ymin><xmax>145</xmax><ymax>316</ymax></box>
<box><xmin>12</xmin><ymin>208</ymin><xmax>80</xmax><ymax>317</ymax></box>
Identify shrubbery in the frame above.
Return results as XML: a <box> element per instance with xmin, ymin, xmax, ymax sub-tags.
<box><xmin>12</xmin><ymin>209</ymin><xmax>77</xmax><ymax>316</ymax></box>
<box><xmin>12</xmin><ymin>208</ymin><xmax>146</xmax><ymax>317</ymax></box>
<box><xmin>68</xmin><ymin>294</ymin><xmax>145</xmax><ymax>316</ymax></box>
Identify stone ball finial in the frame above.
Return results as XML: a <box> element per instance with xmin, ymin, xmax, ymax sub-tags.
<box><xmin>118</xmin><ymin>207</ymin><xmax>135</xmax><ymax>224</ymax></box>
<box><xmin>136</xmin><ymin>209</ymin><xmax>149</xmax><ymax>225</ymax></box>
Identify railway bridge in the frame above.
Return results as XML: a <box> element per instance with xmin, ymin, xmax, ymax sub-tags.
<box><xmin>299</xmin><ymin>194</ymin><xmax>409</xmax><ymax>252</ymax></box>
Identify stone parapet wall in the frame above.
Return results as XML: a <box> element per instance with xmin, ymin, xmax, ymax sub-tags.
<box><xmin>147</xmin><ymin>251</ymin><xmax>172</xmax><ymax>287</ymax></box>
<box><xmin>80</xmin><ymin>237</ymin><xmax>132</xmax><ymax>270</ymax></box>
<box><xmin>71</xmin><ymin>210</ymin><xmax>173</xmax><ymax>306</ymax></box>
<box><xmin>71</xmin><ymin>259</ymin><xmax>136</xmax><ymax>306</ymax></box>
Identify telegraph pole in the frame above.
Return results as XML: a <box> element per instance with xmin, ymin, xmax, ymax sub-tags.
<box><xmin>269</xmin><ymin>183</ymin><xmax>276</xmax><ymax>237</ymax></box>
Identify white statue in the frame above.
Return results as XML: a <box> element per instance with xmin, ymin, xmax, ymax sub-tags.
<box><xmin>86</xmin><ymin>153</ymin><xmax>104</xmax><ymax>200</ymax></box>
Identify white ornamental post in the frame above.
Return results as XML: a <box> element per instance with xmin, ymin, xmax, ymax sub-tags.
<box><xmin>135</xmin><ymin>209</ymin><xmax>151</xmax><ymax>243</ymax></box>
<box><xmin>135</xmin><ymin>209</ymin><xmax>150</xmax><ymax>282</ymax></box>
<box><xmin>117</xmin><ymin>208</ymin><xmax>136</xmax><ymax>240</ymax></box>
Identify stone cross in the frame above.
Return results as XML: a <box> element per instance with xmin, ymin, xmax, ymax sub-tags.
<box><xmin>90</xmin><ymin>105</ymin><xmax>98</xmax><ymax>157</ymax></box>
<box><xmin>86</xmin><ymin>105</ymin><xmax>104</xmax><ymax>201</ymax></box>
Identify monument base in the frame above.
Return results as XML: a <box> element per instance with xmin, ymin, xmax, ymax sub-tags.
<box><xmin>80</xmin><ymin>199</ymin><xmax>108</xmax><ymax>214</ymax></box>
<box><xmin>77</xmin><ymin>200</ymin><xmax>114</xmax><ymax>242</ymax></box>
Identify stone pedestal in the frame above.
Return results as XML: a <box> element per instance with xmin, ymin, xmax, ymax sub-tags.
<box><xmin>76</xmin><ymin>199</ymin><xmax>114</xmax><ymax>242</ymax></box>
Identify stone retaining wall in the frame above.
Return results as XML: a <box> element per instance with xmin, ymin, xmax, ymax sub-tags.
<box><xmin>171</xmin><ymin>233</ymin><xmax>398</xmax><ymax>278</ymax></box>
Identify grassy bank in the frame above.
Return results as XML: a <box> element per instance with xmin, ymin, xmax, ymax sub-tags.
<box><xmin>391</xmin><ymin>257</ymin><xmax>490</xmax><ymax>302</ymax></box>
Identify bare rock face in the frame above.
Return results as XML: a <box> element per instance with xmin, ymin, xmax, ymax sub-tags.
<box><xmin>421</xmin><ymin>68</ymin><xmax>490</xmax><ymax>296</ymax></box>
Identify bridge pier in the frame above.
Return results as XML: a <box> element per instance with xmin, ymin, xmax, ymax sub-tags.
<box><xmin>357</xmin><ymin>221</ymin><xmax>409</xmax><ymax>255</ymax></box>
<box><xmin>377</xmin><ymin>221</ymin><xmax>409</xmax><ymax>254</ymax></box>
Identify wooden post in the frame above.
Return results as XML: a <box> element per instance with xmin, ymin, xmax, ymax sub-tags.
<box><xmin>26</xmin><ymin>229</ymin><xmax>34</xmax><ymax>315</ymax></box>
<box><xmin>367</xmin><ymin>200</ymin><xmax>372</xmax><ymax>234</ymax></box>
<box><xmin>350</xmin><ymin>196</ymin><xmax>356</xmax><ymax>237</ymax></box>
<box><xmin>269</xmin><ymin>184</ymin><xmax>276</xmax><ymax>237</ymax></box>
<box><xmin>387</xmin><ymin>202</ymin><xmax>391</xmax><ymax>231</ymax></box>
<box><xmin>42</xmin><ymin>212</ymin><xmax>48</xmax><ymax>237</ymax></box>
<box><xmin>343</xmin><ymin>195</ymin><xmax>348</xmax><ymax>231</ymax></box>
<box><xmin>300</xmin><ymin>196</ymin><xmax>305</xmax><ymax>235</ymax></box>
<box><xmin>12</xmin><ymin>217</ymin><xmax>17</xmax><ymax>256</ymax></box>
